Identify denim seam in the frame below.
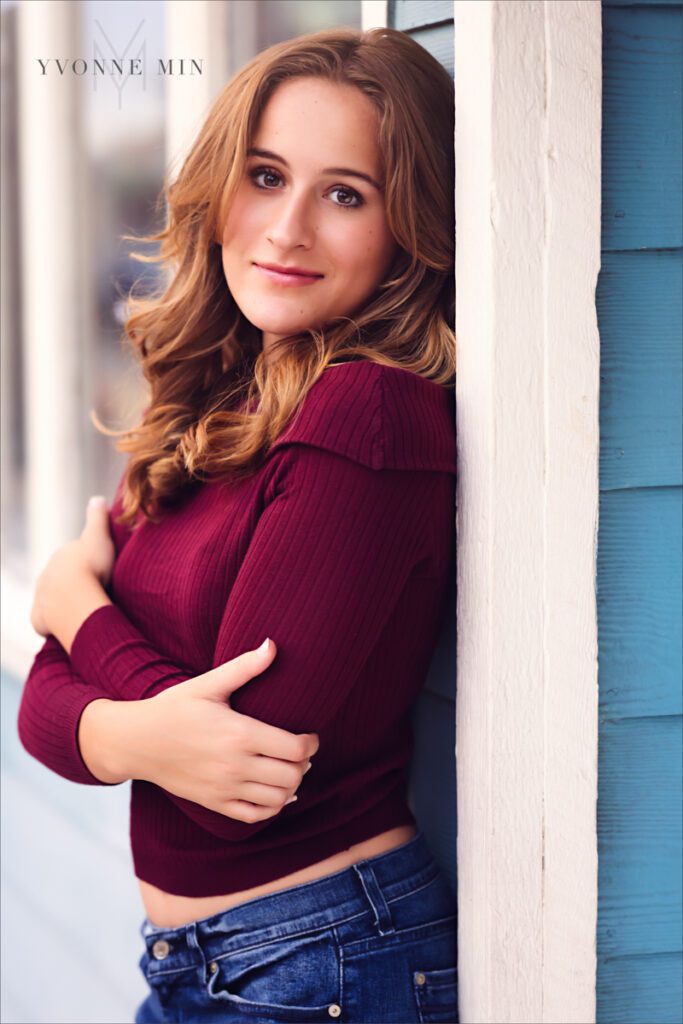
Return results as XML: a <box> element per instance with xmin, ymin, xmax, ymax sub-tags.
<box><xmin>141</xmin><ymin>869</ymin><xmax>443</xmax><ymax>973</ymax></box>
<box><xmin>339</xmin><ymin>914</ymin><xmax>457</xmax><ymax>954</ymax></box>
<box><xmin>198</xmin><ymin>878</ymin><xmax>440</xmax><ymax>964</ymax></box>
<box><xmin>142</xmin><ymin>962</ymin><xmax>199</xmax><ymax>980</ymax></box>
<box><xmin>206</xmin><ymin>922</ymin><xmax>348</xmax><ymax>965</ymax></box>
<box><xmin>336</xmin><ymin>928</ymin><xmax>346</xmax><ymax>1013</ymax></box>
<box><xmin>385</xmin><ymin>871</ymin><xmax>442</xmax><ymax>904</ymax></box>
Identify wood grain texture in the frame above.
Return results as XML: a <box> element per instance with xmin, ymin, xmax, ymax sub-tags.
<box><xmin>597</xmin><ymin>250</ymin><xmax>682</xmax><ymax>490</ymax></box>
<box><xmin>597</xmin><ymin>2</ymin><xmax>683</xmax><ymax>1021</ymax></box>
<box><xmin>454</xmin><ymin>3</ymin><xmax>602</xmax><ymax>1020</ymax></box>
<box><xmin>597</xmin><ymin>951</ymin><xmax>683</xmax><ymax>1024</ymax></box>
<box><xmin>598</xmin><ymin>716</ymin><xmax>683</xmax><ymax>959</ymax></box>
<box><xmin>597</xmin><ymin>487</ymin><xmax>682</xmax><ymax>719</ymax></box>
<box><xmin>601</xmin><ymin>4</ymin><xmax>682</xmax><ymax>250</ymax></box>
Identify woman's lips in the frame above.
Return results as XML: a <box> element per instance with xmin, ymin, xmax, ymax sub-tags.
<box><xmin>254</xmin><ymin>264</ymin><xmax>324</xmax><ymax>287</ymax></box>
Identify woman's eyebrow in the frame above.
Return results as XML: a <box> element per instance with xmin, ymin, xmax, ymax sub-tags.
<box><xmin>246</xmin><ymin>147</ymin><xmax>382</xmax><ymax>191</ymax></box>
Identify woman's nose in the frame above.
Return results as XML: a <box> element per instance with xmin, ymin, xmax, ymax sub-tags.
<box><xmin>266</xmin><ymin>190</ymin><xmax>315</xmax><ymax>250</ymax></box>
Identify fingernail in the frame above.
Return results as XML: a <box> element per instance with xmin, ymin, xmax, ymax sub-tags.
<box><xmin>258</xmin><ymin>637</ymin><xmax>270</xmax><ymax>653</ymax></box>
<box><xmin>304</xmin><ymin>762</ymin><xmax>312</xmax><ymax>773</ymax></box>
<box><xmin>88</xmin><ymin>496</ymin><xmax>106</xmax><ymax>508</ymax></box>
<box><xmin>285</xmin><ymin>795</ymin><xmax>298</xmax><ymax>805</ymax></box>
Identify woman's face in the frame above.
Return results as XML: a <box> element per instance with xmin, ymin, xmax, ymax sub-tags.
<box><xmin>220</xmin><ymin>77</ymin><xmax>398</xmax><ymax>361</ymax></box>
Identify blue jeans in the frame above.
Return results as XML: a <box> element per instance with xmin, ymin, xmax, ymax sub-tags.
<box><xmin>134</xmin><ymin>829</ymin><xmax>458</xmax><ymax>1023</ymax></box>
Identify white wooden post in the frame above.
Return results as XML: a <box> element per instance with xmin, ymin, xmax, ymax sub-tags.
<box><xmin>453</xmin><ymin>1</ymin><xmax>601</xmax><ymax>1021</ymax></box>
<box><xmin>362</xmin><ymin>1</ymin><xmax>388</xmax><ymax>31</ymax></box>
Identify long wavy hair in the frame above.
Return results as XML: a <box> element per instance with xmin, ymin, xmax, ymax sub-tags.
<box><xmin>100</xmin><ymin>26</ymin><xmax>456</xmax><ymax>529</ymax></box>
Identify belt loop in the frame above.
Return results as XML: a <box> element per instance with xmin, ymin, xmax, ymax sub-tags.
<box><xmin>352</xmin><ymin>860</ymin><xmax>395</xmax><ymax>935</ymax></box>
<box><xmin>185</xmin><ymin>923</ymin><xmax>208</xmax><ymax>974</ymax></box>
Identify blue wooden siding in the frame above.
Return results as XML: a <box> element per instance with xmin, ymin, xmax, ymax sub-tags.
<box><xmin>388</xmin><ymin>0</ymin><xmax>457</xmax><ymax>899</ymax></box>
<box><xmin>597</xmin><ymin>1</ymin><xmax>683</xmax><ymax>1021</ymax></box>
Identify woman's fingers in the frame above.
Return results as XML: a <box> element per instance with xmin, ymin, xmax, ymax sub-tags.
<box><xmin>76</xmin><ymin>496</ymin><xmax>116</xmax><ymax>586</ymax></box>
<box><xmin>243</xmin><ymin>752</ymin><xmax>312</xmax><ymax>791</ymax></box>
<box><xmin>82</xmin><ymin>495</ymin><xmax>108</xmax><ymax>533</ymax></box>
<box><xmin>235</xmin><ymin>708</ymin><xmax>319</xmax><ymax>765</ymax></box>
<box><xmin>221</xmin><ymin>800</ymin><xmax>290</xmax><ymax>825</ymax></box>
<box><xmin>236</xmin><ymin>780</ymin><xmax>298</xmax><ymax>808</ymax></box>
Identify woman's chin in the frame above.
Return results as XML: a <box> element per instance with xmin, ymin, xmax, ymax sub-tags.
<box><xmin>244</xmin><ymin>315</ymin><xmax>320</xmax><ymax>339</ymax></box>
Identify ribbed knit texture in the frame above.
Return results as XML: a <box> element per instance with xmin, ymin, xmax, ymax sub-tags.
<box><xmin>17</xmin><ymin>361</ymin><xmax>456</xmax><ymax>897</ymax></box>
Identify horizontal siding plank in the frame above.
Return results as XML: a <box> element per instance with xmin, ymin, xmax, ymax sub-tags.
<box><xmin>402</xmin><ymin>23</ymin><xmax>454</xmax><ymax>78</ymax></box>
<box><xmin>597</xmin><ymin>488</ymin><xmax>682</xmax><ymax>718</ymax></box>
<box><xmin>410</xmin><ymin>688</ymin><xmax>457</xmax><ymax>897</ymax></box>
<box><xmin>603</xmin><ymin>0</ymin><xmax>682</xmax><ymax>6</ymax></box>
<box><xmin>602</xmin><ymin>5</ymin><xmax>682</xmax><ymax>250</ymax></box>
<box><xmin>392</xmin><ymin>0</ymin><xmax>453</xmax><ymax>31</ymax></box>
<box><xmin>598</xmin><ymin>716</ymin><xmax>683</xmax><ymax>957</ymax></box>
<box><xmin>597</xmin><ymin>249</ymin><xmax>682</xmax><ymax>490</ymax></box>
<box><xmin>597</xmin><ymin>951</ymin><xmax>683</xmax><ymax>1024</ymax></box>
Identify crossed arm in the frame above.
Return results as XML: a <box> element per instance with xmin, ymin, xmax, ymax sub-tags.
<box><xmin>18</xmin><ymin>443</ymin><xmax>436</xmax><ymax>841</ymax></box>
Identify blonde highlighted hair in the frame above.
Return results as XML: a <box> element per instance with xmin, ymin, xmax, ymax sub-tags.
<box><xmin>100</xmin><ymin>26</ymin><xmax>456</xmax><ymax>528</ymax></box>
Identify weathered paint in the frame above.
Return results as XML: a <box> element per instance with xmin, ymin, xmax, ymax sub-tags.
<box><xmin>454</xmin><ymin>2</ymin><xmax>602</xmax><ymax>1021</ymax></box>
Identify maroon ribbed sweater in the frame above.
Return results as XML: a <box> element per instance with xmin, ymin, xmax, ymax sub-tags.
<box><xmin>17</xmin><ymin>361</ymin><xmax>456</xmax><ymax>897</ymax></box>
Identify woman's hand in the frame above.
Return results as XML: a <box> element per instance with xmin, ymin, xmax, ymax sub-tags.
<box><xmin>30</xmin><ymin>496</ymin><xmax>115</xmax><ymax>644</ymax></box>
<box><xmin>87</xmin><ymin>638</ymin><xmax>320</xmax><ymax>822</ymax></box>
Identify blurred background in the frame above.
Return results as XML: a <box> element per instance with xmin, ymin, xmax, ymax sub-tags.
<box><xmin>0</xmin><ymin>2</ymin><xmax>369</xmax><ymax>1021</ymax></box>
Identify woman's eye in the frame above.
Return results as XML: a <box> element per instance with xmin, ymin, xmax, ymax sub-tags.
<box><xmin>329</xmin><ymin>186</ymin><xmax>364</xmax><ymax>209</ymax></box>
<box><xmin>250</xmin><ymin>167</ymin><xmax>282</xmax><ymax>189</ymax></box>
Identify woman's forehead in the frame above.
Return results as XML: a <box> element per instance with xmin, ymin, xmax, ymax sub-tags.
<box><xmin>252</xmin><ymin>78</ymin><xmax>382</xmax><ymax>176</ymax></box>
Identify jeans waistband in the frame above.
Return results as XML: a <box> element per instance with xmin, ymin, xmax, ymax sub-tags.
<box><xmin>140</xmin><ymin>829</ymin><xmax>440</xmax><ymax>973</ymax></box>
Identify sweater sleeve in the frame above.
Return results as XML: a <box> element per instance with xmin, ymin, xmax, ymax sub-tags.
<box><xmin>16</xmin><ymin>634</ymin><xmax>121</xmax><ymax>786</ymax></box>
<box><xmin>16</xmin><ymin>469</ymin><xmax>196</xmax><ymax>787</ymax></box>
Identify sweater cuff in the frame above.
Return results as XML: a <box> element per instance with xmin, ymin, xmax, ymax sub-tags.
<box><xmin>67</xmin><ymin>692</ymin><xmax>121</xmax><ymax>786</ymax></box>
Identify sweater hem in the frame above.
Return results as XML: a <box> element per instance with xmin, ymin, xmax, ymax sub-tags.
<box><xmin>131</xmin><ymin>792</ymin><xmax>417</xmax><ymax>898</ymax></box>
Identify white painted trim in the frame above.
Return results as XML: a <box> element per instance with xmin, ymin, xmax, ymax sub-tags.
<box><xmin>362</xmin><ymin>0</ymin><xmax>388</xmax><ymax>31</ymax></box>
<box><xmin>453</xmin><ymin>2</ymin><xmax>601</xmax><ymax>1021</ymax></box>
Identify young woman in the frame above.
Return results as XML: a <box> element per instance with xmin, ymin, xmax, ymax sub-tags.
<box><xmin>18</xmin><ymin>26</ymin><xmax>458</xmax><ymax>1024</ymax></box>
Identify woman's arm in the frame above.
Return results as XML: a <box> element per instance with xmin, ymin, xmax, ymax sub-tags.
<box><xmin>18</xmin><ymin>443</ymin><xmax>441</xmax><ymax>841</ymax></box>
<box><xmin>17</xmin><ymin>635</ymin><xmax>126</xmax><ymax>786</ymax></box>
<box><xmin>68</xmin><ymin>443</ymin><xmax>439</xmax><ymax>841</ymax></box>
<box><xmin>18</xmin><ymin>632</ymin><xmax>317</xmax><ymax>821</ymax></box>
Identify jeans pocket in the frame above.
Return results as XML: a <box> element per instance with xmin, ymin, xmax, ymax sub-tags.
<box><xmin>413</xmin><ymin>964</ymin><xmax>459</xmax><ymax>1024</ymax></box>
<box><xmin>205</xmin><ymin>926</ymin><xmax>342</xmax><ymax>1022</ymax></box>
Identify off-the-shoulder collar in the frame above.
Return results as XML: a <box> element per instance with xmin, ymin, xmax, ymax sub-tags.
<box><xmin>268</xmin><ymin>360</ymin><xmax>456</xmax><ymax>473</ymax></box>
